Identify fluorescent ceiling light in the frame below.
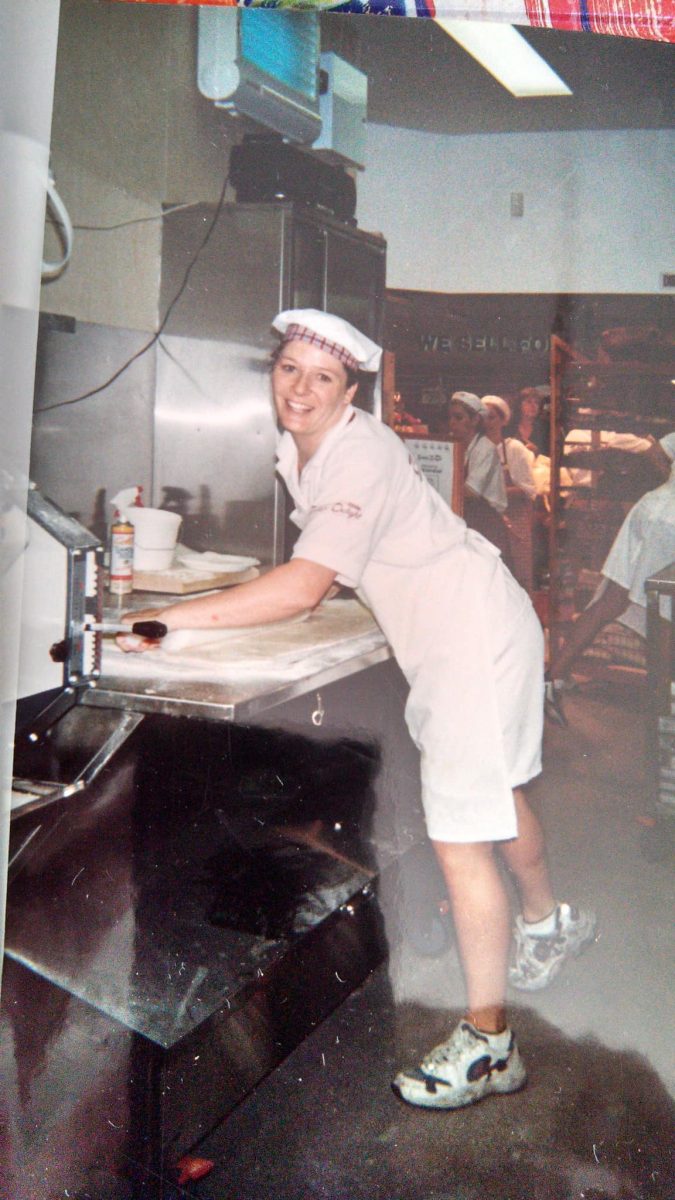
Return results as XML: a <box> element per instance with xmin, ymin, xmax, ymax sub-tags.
<box><xmin>435</xmin><ymin>20</ymin><xmax>573</xmax><ymax>98</ymax></box>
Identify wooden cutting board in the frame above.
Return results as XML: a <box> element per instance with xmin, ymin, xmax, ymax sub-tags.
<box><xmin>132</xmin><ymin>565</ymin><xmax>259</xmax><ymax>594</ymax></box>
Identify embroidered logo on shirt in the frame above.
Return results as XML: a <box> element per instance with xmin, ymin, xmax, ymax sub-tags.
<box><xmin>312</xmin><ymin>501</ymin><xmax>363</xmax><ymax>520</ymax></box>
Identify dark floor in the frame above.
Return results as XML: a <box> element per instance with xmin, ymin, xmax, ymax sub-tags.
<box><xmin>194</xmin><ymin>972</ymin><xmax>674</xmax><ymax>1200</ymax></box>
<box><xmin>2</xmin><ymin>682</ymin><xmax>674</xmax><ymax>1200</ymax></box>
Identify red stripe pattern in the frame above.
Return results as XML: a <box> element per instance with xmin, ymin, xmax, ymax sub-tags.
<box><xmin>523</xmin><ymin>0</ymin><xmax>673</xmax><ymax>40</ymax></box>
<box><xmin>283</xmin><ymin>325</ymin><xmax>360</xmax><ymax>372</ymax></box>
<box><xmin>109</xmin><ymin>1</ymin><xmax>674</xmax><ymax>43</ymax></box>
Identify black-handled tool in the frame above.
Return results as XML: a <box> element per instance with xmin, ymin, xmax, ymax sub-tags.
<box><xmin>49</xmin><ymin>619</ymin><xmax>168</xmax><ymax>663</ymax></box>
<box><xmin>85</xmin><ymin>620</ymin><xmax>169</xmax><ymax>639</ymax></box>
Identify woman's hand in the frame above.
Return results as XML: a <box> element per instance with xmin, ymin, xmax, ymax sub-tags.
<box><xmin>116</xmin><ymin>633</ymin><xmax>162</xmax><ymax>654</ymax></box>
<box><xmin>116</xmin><ymin>607</ymin><xmax>167</xmax><ymax>654</ymax></box>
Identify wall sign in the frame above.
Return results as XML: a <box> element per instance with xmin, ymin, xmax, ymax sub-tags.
<box><xmin>420</xmin><ymin>333</ymin><xmax>551</xmax><ymax>355</ymax></box>
<box><xmin>407</xmin><ymin>440</ymin><xmax>456</xmax><ymax>506</ymax></box>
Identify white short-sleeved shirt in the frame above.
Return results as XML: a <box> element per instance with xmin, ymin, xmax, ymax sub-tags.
<box><xmin>276</xmin><ymin>406</ymin><xmax>544</xmax><ymax>844</ymax></box>
<box><xmin>276</xmin><ymin>407</ymin><xmax>468</xmax><ymax>591</ymax></box>
<box><xmin>599</xmin><ymin>433</ymin><xmax>675</xmax><ymax>634</ymax></box>
<box><xmin>465</xmin><ymin>435</ymin><xmax>508</xmax><ymax>513</ymax></box>
<box><xmin>500</xmin><ymin>438</ymin><xmax>537</xmax><ymax>501</ymax></box>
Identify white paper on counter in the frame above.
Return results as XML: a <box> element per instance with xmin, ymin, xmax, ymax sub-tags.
<box><xmin>173</xmin><ymin>545</ymin><xmax>259</xmax><ymax>575</ymax></box>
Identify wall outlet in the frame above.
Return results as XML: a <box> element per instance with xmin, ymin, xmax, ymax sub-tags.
<box><xmin>510</xmin><ymin>192</ymin><xmax>524</xmax><ymax>218</ymax></box>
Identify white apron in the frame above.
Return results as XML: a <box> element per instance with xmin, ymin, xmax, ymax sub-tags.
<box><xmin>276</xmin><ymin>407</ymin><xmax>544</xmax><ymax>843</ymax></box>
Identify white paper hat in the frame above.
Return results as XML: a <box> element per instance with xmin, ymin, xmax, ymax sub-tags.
<box><xmin>482</xmin><ymin>394</ymin><xmax>512</xmax><ymax>423</ymax></box>
<box><xmin>450</xmin><ymin>390</ymin><xmax>486</xmax><ymax>416</ymax></box>
<box><xmin>272</xmin><ymin>309</ymin><xmax>382</xmax><ymax>373</ymax></box>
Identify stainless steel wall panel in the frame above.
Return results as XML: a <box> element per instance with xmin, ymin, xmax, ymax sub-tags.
<box><xmin>154</xmin><ymin>335</ymin><xmax>279</xmax><ymax>561</ymax></box>
<box><xmin>324</xmin><ymin>225</ymin><xmax>386</xmax><ymax>343</ymax></box>
<box><xmin>30</xmin><ymin>320</ymin><xmax>155</xmax><ymax>537</ymax></box>
<box><xmin>160</xmin><ymin>204</ymin><xmax>287</xmax><ymax>345</ymax></box>
<box><xmin>290</xmin><ymin>219</ymin><xmax>325</xmax><ymax>311</ymax></box>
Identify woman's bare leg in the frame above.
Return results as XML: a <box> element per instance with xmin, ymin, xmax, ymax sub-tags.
<box><xmin>432</xmin><ymin>838</ymin><xmax>511</xmax><ymax>1034</ymax></box>
<box><xmin>433</xmin><ymin>789</ymin><xmax>556</xmax><ymax>1032</ymax></box>
<box><xmin>499</xmin><ymin>788</ymin><xmax>555</xmax><ymax>921</ymax></box>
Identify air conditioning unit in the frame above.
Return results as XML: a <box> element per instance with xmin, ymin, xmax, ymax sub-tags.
<box><xmin>313</xmin><ymin>53</ymin><xmax>368</xmax><ymax>170</ymax></box>
<box><xmin>197</xmin><ymin>8</ymin><xmax>322</xmax><ymax>146</ymax></box>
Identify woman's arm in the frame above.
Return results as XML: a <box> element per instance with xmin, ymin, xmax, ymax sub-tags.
<box><xmin>118</xmin><ymin>558</ymin><xmax>337</xmax><ymax>651</ymax></box>
<box><xmin>645</xmin><ymin>435</ymin><xmax>674</xmax><ymax>481</ymax></box>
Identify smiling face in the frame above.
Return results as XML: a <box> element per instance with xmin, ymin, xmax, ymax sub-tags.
<box><xmin>272</xmin><ymin>339</ymin><xmax>358</xmax><ymax>461</ymax></box>
<box><xmin>448</xmin><ymin>401</ymin><xmax>481</xmax><ymax>444</ymax></box>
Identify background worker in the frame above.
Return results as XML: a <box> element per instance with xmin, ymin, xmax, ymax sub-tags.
<box><xmin>448</xmin><ymin>390</ymin><xmax>512</xmax><ymax>567</ymax></box>
<box><xmin>483</xmin><ymin>394</ymin><xmax>537</xmax><ymax>595</ymax></box>
<box><xmin>507</xmin><ymin>385</ymin><xmax>549</xmax><ymax>457</ymax></box>
<box><xmin>546</xmin><ymin>432</ymin><xmax>675</xmax><ymax>725</ymax></box>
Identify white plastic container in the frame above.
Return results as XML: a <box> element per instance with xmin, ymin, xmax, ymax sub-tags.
<box><xmin>123</xmin><ymin>507</ymin><xmax>182</xmax><ymax>572</ymax></box>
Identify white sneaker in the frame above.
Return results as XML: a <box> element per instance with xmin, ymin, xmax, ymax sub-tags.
<box><xmin>392</xmin><ymin>1020</ymin><xmax>527</xmax><ymax>1110</ymax></box>
<box><xmin>509</xmin><ymin>902</ymin><xmax>598</xmax><ymax>991</ymax></box>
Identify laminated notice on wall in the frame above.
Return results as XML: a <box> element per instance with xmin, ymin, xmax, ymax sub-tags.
<box><xmin>407</xmin><ymin>439</ymin><xmax>463</xmax><ymax>515</ymax></box>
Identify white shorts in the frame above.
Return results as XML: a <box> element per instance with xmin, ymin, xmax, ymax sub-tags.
<box><xmin>392</xmin><ymin>541</ymin><xmax>544</xmax><ymax>843</ymax></box>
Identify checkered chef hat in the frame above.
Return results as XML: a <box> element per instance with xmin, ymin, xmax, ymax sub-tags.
<box><xmin>272</xmin><ymin>309</ymin><xmax>382</xmax><ymax>373</ymax></box>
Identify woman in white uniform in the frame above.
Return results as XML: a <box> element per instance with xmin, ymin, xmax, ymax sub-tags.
<box><xmin>447</xmin><ymin>392</ymin><xmax>512</xmax><ymax>567</ymax></box>
<box><xmin>120</xmin><ymin>311</ymin><xmax>596</xmax><ymax>1111</ymax></box>
<box><xmin>546</xmin><ymin>432</ymin><xmax>675</xmax><ymax>723</ymax></box>
<box><xmin>482</xmin><ymin>395</ymin><xmax>537</xmax><ymax>595</ymax></box>
<box><xmin>449</xmin><ymin>390</ymin><xmax>507</xmax><ymax>513</ymax></box>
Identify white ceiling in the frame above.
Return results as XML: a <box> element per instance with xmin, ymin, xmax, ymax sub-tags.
<box><xmin>321</xmin><ymin>17</ymin><xmax>674</xmax><ymax>135</ymax></box>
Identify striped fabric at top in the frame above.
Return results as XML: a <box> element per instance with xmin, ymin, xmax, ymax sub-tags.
<box><xmin>284</xmin><ymin>325</ymin><xmax>360</xmax><ymax>371</ymax></box>
<box><xmin>110</xmin><ymin>0</ymin><xmax>674</xmax><ymax>44</ymax></box>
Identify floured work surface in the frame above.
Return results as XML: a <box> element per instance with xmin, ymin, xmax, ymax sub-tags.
<box><xmin>91</xmin><ymin>598</ymin><xmax>391</xmax><ymax>721</ymax></box>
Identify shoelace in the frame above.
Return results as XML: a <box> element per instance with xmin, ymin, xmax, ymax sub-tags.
<box><xmin>532</xmin><ymin>930</ymin><xmax>565</xmax><ymax>951</ymax></box>
<box><xmin>424</xmin><ymin>1026</ymin><xmax>484</xmax><ymax>1069</ymax></box>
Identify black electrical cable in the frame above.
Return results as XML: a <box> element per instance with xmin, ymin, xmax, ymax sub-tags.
<box><xmin>46</xmin><ymin>201</ymin><xmax>199</xmax><ymax>233</ymax></box>
<box><xmin>75</xmin><ymin>203</ymin><xmax>196</xmax><ymax>231</ymax></box>
<box><xmin>39</xmin><ymin>176</ymin><xmax>230</xmax><ymax>412</ymax></box>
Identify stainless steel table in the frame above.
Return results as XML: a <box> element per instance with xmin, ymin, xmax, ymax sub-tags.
<box><xmin>12</xmin><ymin>599</ymin><xmax>392</xmax><ymax>817</ymax></box>
<box><xmin>85</xmin><ymin>599</ymin><xmax>391</xmax><ymax>723</ymax></box>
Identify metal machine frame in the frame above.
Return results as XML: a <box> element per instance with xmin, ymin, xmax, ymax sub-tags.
<box><xmin>12</xmin><ymin>490</ymin><xmax>145</xmax><ymax>826</ymax></box>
